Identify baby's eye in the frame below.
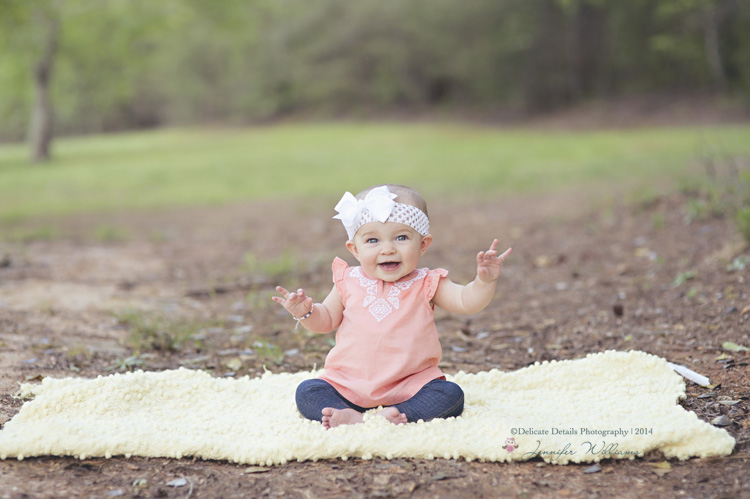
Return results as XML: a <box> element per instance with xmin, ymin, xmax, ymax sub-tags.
<box><xmin>366</xmin><ymin>238</ymin><xmax>378</xmax><ymax>244</ymax></box>
<box><xmin>396</xmin><ymin>235</ymin><xmax>408</xmax><ymax>241</ymax></box>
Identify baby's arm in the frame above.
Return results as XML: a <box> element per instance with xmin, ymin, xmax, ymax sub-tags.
<box><xmin>272</xmin><ymin>285</ymin><xmax>344</xmax><ymax>333</ymax></box>
<box><xmin>432</xmin><ymin>239</ymin><xmax>511</xmax><ymax>315</ymax></box>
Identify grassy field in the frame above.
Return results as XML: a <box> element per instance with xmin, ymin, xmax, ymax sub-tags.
<box><xmin>1</xmin><ymin>122</ymin><xmax>749</xmax><ymax>223</ymax></box>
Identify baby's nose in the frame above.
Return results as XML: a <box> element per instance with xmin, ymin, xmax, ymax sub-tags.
<box><xmin>381</xmin><ymin>242</ymin><xmax>396</xmax><ymax>254</ymax></box>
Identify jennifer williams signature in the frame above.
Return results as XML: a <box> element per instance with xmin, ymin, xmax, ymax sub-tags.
<box><xmin>520</xmin><ymin>440</ymin><xmax>642</xmax><ymax>462</ymax></box>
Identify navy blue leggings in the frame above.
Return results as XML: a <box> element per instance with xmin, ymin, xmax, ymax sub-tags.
<box><xmin>296</xmin><ymin>378</ymin><xmax>464</xmax><ymax>423</ymax></box>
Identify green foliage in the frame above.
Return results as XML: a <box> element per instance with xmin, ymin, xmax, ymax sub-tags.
<box><xmin>650</xmin><ymin>212</ymin><xmax>666</xmax><ymax>230</ymax></box>
<box><xmin>735</xmin><ymin>206</ymin><xmax>750</xmax><ymax>243</ymax></box>
<box><xmin>113</xmin><ymin>309</ymin><xmax>202</xmax><ymax>353</ymax></box>
<box><xmin>727</xmin><ymin>255</ymin><xmax>750</xmax><ymax>272</ymax></box>
<box><xmin>4</xmin><ymin>226</ymin><xmax>59</xmax><ymax>242</ymax></box>
<box><xmin>93</xmin><ymin>225</ymin><xmax>130</xmax><ymax>243</ymax></box>
<box><xmin>244</xmin><ymin>251</ymin><xmax>297</xmax><ymax>280</ymax></box>
<box><xmin>683</xmin><ymin>148</ymin><xmax>750</xmax><ymax>242</ymax></box>
<box><xmin>106</xmin><ymin>355</ymin><xmax>144</xmax><ymax>372</ymax></box>
<box><xmin>1</xmin><ymin>0</ymin><xmax>750</xmax><ymax>141</ymax></box>
<box><xmin>672</xmin><ymin>270</ymin><xmax>697</xmax><ymax>287</ymax></box>
<box><xmin>253</xmin><ymin>340</ymin><xmax>285</xmax><ymax>366</ymax></box>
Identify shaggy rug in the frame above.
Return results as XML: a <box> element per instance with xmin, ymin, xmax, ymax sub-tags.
<box><xmin>0</xmin><ymin>350</ymin><xmax>734</xmax><ymax>465</ymax></box>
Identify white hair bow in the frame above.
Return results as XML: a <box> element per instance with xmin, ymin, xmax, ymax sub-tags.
<box><xmin>333</xmin><ymin>186</ymin><xmax>397</xmax><ymax>239</ymax></box>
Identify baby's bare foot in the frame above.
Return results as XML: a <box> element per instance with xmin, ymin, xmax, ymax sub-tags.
<box><xmin>321</xmin><ymin>408</ymin><xmax>364</xmax><ymax>429</ymax></box>
<box><xmin>376</xmin><ymin>407</ymin><xmax>407</xmax><ymax>425</ymax></box>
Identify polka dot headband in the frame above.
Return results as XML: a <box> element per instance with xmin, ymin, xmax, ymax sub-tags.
<box><xmin>333</xmin><ymin>186</ymin><xmax>430</xmax><ymax>240</ymax></box>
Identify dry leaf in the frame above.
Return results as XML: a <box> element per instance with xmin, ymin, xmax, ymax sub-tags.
<box><xmin>649</xmin><ymin>461</ymin><xmax>671</xmax><ymax>469</ymax></box>
<box><xmin>711</xmin><ymin>415</ymin><xmax>732</xmax><ymax>427</ymax></box>
<box><xmin>534</xmin><ymin>255</ymin><xmax>552</xmax><ymax>268</ymax></box>
<box><xmin>584</xmin><ymin>464</ymin><xmax>601</xmax><ymax>474</ymax></box>
<box><xmin>722</xmin><ymin>342</ymin><xmax>750</xmax><ymax>352</ymax></box>
<box><xmin>648</xmin><ymin>461</ymin><xmax>672</xmax><ymax>476</ymax></box>
<box><xmin>244</xmin><ymin>466</ymin><xmax>271</xmax><ymax>474</ymax></box>
<box><xmin>431</xmin><ymin>473</ymin><xmax>454</xmax><ymax>481</ymax></box>
<box><xmin>225</xmin><ymin>357</ymin><xmax>243</xmax><ymax>371</ymax></box>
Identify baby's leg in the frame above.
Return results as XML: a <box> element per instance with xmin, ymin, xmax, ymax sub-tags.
<box><xmin>295</xmin><ymin>379</ymin><xmax>366</xmax><ymax>428</ymax></box>
<box><xmin>393</xmin><ymin>379</ymin><xmax>464</xmax><ymax>423</ymax></box>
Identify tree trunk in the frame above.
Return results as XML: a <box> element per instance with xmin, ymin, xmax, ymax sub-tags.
<box><xmin>703</xmin><ymin>2</ymin><xmax>727</xmax><ymax>94</ymax></box>
<box><xmin>522</xmin><ymin>0</ymin><xmax>569</xmax><ymax>112</ymax></box>
<box><xmin>28</xmin><ymin>7</ymin><xmax>59</xmax><ymax>163</ymax></box>
<box><xmin>571</xmin><ymin>2</ymin><xmax>607</xmax><ymax>99</ymax></box>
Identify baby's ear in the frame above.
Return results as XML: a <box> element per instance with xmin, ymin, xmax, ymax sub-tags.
<box><xmin>420</xmin><ymin>234</ymin><xmax>433</xmax><ymax>254</ymax></box>
<box><xmin>346</xmin><ymin>240</ymin><xmax>360</xmax><ymax>259</ymax></box>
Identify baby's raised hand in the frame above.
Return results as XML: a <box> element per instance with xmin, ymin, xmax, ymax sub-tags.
<box><xmin>273</xmin><ymin>286</ymin><xmax>314</xmax><ymax>319</ymax></box>
<box><xmin>476</xmin><ymin>239</ymin><xmax>512</xmax><ymax>283</ymax></box>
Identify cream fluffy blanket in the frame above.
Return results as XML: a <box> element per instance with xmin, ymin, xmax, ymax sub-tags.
<box><xmin>0</xmin><ymin>351</ymin><xmax>734</xmax><ymax>465</ymax></box>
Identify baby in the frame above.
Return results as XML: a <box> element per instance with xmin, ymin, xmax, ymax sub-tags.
<box><xmin>273</xmin><ymin>184</ymin><xmax>511</xmax><ymax>429</ymax></box>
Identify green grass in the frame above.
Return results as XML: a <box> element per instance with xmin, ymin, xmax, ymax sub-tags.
<box><xmin>113</xmin><ymin>308</ymin><xmax>204</xmax><ymax>354</ymax></box>
<box><xmin>1</xmin><ymin>122</ymin><xmax>749</xmax><ymax>223</ymax></box>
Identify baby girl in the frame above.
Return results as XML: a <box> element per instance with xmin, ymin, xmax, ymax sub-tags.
<box><xmin>273</xmin><ymin>184</ymin><xmax>511</xmax><ymax>428</ymax></box>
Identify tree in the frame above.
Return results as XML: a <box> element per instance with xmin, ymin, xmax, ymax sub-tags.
<box><xmin>0</xmin><ymin>0</ymin><xmax>748</xmax><ymax>145</ymax></box>
<box><xmin>28</xmin><ymin>1</ymin><xmax>60</xmax><ymax>162</ymax></box>
<box><xmin>0</xmin><ymin>0</ymin><xmax>61</xmax><ymax>162</ymax></box>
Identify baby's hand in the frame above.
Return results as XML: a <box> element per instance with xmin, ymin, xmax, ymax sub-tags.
<box><xmin>273</xmin><ymin>286</ymin><xmax>314</xmax><ymax>318</ymax></box>
<box><xmin>476</xmin><ymin>239</ymin><xmax>512</xmax><ymax>283</ymax></box>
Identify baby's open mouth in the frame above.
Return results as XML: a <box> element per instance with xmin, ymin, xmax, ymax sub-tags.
<box><xmin>378</xmin><ymin>262</ymin><xmax>401</xmax><ymax>271</ymax></box>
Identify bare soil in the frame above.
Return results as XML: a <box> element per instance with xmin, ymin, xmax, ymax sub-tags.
<box><xmin>0</xmin><ymin>185</ymin><xmax>748</xmax><ymax>498</ymax></box>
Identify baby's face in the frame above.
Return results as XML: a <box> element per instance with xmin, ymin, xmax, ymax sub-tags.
<box><xmin>346</xmin><ymin>221</ymin><xmax>432</xmax><ymax>282</ymax></box>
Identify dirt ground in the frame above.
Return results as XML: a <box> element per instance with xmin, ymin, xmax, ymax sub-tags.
<box><xmin>0</xmin><ymin>181</ymin><xmax>748</xmax><ymax>498</ymax></box>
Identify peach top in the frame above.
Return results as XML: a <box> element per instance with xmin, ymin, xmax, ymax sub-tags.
<box><xmin>320</xmin><ymin>257</ymin><xmax>447</xmax><ymax>408</ymax></box>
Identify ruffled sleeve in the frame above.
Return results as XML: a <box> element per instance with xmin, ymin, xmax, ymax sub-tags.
<box><xmin>424</xmin><ymin>267</ymin><xmax>448</xmax><ymax>306</ymax></box>
<box><xmin>332</xmin><ymin>257</ymin><xmax>349</xmax><ymax>300</ymax></box>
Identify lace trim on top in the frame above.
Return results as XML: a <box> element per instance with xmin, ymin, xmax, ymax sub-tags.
<box><xmin>349</xmin><ymin>267</ymin><xmax>428</xmax><ymax>322</ymax></box>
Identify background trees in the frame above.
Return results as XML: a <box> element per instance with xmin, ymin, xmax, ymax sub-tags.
<box><xmin>0</xmin><ymin>0</ymin><xmax>748</xmax><ymax>156</ymax></box>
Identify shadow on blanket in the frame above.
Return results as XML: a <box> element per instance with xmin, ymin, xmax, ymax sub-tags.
<box><xmin>0</xmin><ymin>350</ymin><xmax>734</xmax><ymax>465</ymax></box>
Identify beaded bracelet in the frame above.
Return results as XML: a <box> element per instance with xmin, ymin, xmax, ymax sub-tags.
<box><xmin>292</xmin><ymin>305</ymin><xmax>314</xmax><ymax>330</ymax></box>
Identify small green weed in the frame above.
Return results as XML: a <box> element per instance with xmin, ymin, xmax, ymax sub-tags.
<box><xmin>650</xmin><ymin>212</ymin><xmax>665</xmax><ymax>230</ymax></box>
<box><xmin>113</xmin><ymin>309</ymin><xmax>202</xmax><ymax>353</ymax></box>
<box><xmin>149</xmin><ymin>229</ymin><xmax>170</xmax><ymax>243</ymax></box>
<box><xmin>672</xmin><ymin>270</ymin><xmax>697</xmax><ymax>287</ymax></box>
<box><xmin>93</xmin><ymin>225</ymin><xmax>131</xmax><ymax>243</ymax></box>
<box><xmin>727</xmin><ymin>255</ymin><xmax>750</xmax><ymax>272</ymax></box>
<box><xmin>627</xmin><ymin>186</ymin><xmax>662</xmax><ymax>210</ymax></box>
<box><xmin>106</xmin><ymin>355</ymin><xmax>144</xmax><ymax>372</ymax></box>
<box><xmin>684</xmin><ymin>198</ymin><xmax>711</xmax><ymax>224</ymax></box>
<box><xmin>64</xmin><ymin>343</ymin><xmax>92</xmax><ymax>358</ymax></box>
<box><xmin>244</xmin><ymin>251</ymin><xmax>297</xmax><ymax>280</ymax></box>
<box><xmin>3</xmin><ymin>226</ymin><xmax>59</xmax><ymax>243</ymax></box>
<box><xmin>735</xmin><ymin>207</ymin><xmax>750</xmax><ymax>243</ymax></box>
<box><xmin>684</xmin><ymin>152</ymin><xmax>750</xmax><ymax>242</ymax></box>
<box><xmin>253</xmin><ymin>340</ymin><xmax>285</xmax><ymax>365</ymax></box>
